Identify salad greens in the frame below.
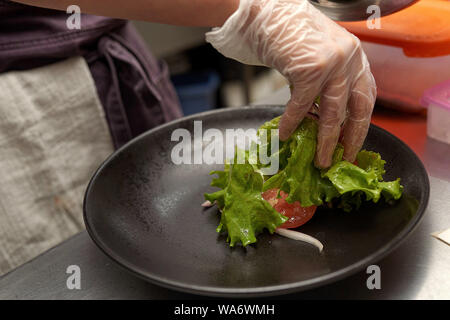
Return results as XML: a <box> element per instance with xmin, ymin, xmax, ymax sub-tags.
<box><xmin>205</xmin><ymin>116</ymin><xmax>403</xmax><ymax>247</ymax></box>
<box><xmin>204</xmin><ymin>162</ymin><xmax>288</xmax><ymax>247</ymax></box>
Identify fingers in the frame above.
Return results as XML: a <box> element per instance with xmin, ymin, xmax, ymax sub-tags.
<box><xmin>314</xmin><ymin>74</ymin><xmax>349</xmax><ymax>168</ymax></box>
<box><xmin>341</xmin><ymin>68</ymin><xmax>376</xmax><ymax>162</ymax></box>
<box><xmin>279</xmin><ymin>86</ymin><xmax>316</xmax><ymax>141</ymax></box>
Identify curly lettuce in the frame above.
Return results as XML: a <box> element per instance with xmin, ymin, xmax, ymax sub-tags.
<box><xmin>205</xmin><ymin>116</ymin><xmax>403</xmax><ymax>247</ymax></box>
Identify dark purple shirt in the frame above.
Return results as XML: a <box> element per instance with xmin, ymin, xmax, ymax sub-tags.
<box><xmin>0</xmin><ymin>0</ymin><xmax>182</xmax><ymax>148</ymax></box>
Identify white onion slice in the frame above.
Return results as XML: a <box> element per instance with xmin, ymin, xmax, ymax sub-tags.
<box><xmin>201</xmin><ymin>200</ymin><xmax>213</xmax><ymax>207</ymax></box>
<box><xmin>275</xmin><ymin>228</ymin><xmax>324</xmax><ymax>252</ymax></box>
<box><xmin>201</xmin><ymin>201</ymin><xmax>323</xmax><ymax>252</ymax></box>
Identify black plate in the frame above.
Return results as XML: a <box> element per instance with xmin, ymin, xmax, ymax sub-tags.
<box><xmin>83</xmin><ymin>105</ymin><xmax>429</xmax><ymax>297</ymax></box>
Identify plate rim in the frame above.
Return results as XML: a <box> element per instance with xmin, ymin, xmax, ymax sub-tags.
<box><xmin>83</xmin><ymin>105</ymin><xmax>430</xmax><ymax>297</ymax></box>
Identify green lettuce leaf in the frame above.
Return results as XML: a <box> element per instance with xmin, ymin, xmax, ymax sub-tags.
<box><xmin>254</xmin><ymin>116</ymin><xmax>291</xmax><ymax>173</ymax></box>
<box><xmin>205</xmin><ymin>159</ymin><xmax>287</xmax><ymax>247</ymax></box>
<box><xmin>205</xmin><ymin>115</ymin><xmax>403</xmax><ymax>246</ymax></box>
<box><xmin>261</xmin><ymin>118</ymin><xmax>403</xmax><ymax>210</ymax></box>
<box><xmin>204</xmin><ymin>165</ymin><xmax>229</xmax><ymax>208</ymax></box>
<box><xmin>324</xmin><ymin>150</ymin><xmax>403</xmax><ymax>211</ymax></box>
<box><xmin>262</xmin><ymin>117</ymin><xmax>339</xmax><ymax>207</ymax></box>
<box><xmin>356</xmin><ymin>150</ymin><xmax>386</xmax><ymax>180</ymax></box>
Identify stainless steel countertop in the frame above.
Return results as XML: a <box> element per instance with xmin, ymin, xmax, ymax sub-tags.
<box><xmin>1</xmin><ymin>88</ymin><xmax>449</xmax><ymax>299</ymax></box>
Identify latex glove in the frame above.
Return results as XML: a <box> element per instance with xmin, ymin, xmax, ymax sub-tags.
<box><xmin>206</xmin><ymin>0</ymin><xmax>377</xmax><ymax>168</ymax></box>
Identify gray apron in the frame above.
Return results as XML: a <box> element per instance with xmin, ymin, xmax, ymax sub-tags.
<box><xmin>0</xmin><ymin>0</ymin><xmax>183</xmax><ymax>148</ymax></box>
<box><xmin>0</xmin><ymin>1</ymin><xmax>183</xmax><ymax>275</ymax></box>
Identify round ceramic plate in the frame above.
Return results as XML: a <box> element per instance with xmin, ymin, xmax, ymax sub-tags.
<box><xmin>83</xmin><ymin>105</ymin><xmax>429</xmax><ymax>297</ymax></box>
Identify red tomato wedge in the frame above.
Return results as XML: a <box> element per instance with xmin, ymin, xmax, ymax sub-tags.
<box><xmin>262</xmin><ymin>189</ymin><xmax>317</xmax><ymax>229</ymax></box>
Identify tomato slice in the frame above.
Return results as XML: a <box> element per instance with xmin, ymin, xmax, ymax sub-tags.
<box><xmin>262</xmin><ymin>189</ymin><xmax>317</xmax><ymax>229</ymax></box>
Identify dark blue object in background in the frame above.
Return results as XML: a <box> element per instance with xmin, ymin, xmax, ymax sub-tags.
<box><xmin>171</xmin><ymin>71</ymin><xmax>220</xmax><ymax>115</ymax></box>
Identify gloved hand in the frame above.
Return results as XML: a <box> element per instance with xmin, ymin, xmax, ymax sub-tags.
<box><xmin>206</xmin><ymin>0</ymin><xmax>377</xmax><ymax>168</ymax></box>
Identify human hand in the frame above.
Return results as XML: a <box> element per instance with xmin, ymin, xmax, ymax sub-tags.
<box><xmin>206</xmin><ymin>0</ymin><xmax>377</xmax><ymax>168</ymax></box>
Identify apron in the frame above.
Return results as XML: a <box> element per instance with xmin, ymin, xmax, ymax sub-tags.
<box><xmin>0</xmin><ymin>0</ymin><xmax>183</xmax><ymax>148</ymax></box>
<box><xmin>0</xmin><ymin>1</ymin><xmax>183</xmax><ymax>275</ymax></box>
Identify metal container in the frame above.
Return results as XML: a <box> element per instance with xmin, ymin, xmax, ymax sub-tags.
<box><xmin>309</xmin><ymin>0</ymin><xmax>418</xmax><ymax>21</ymax></box>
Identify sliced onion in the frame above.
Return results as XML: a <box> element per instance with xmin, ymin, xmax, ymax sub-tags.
<box><xmin>275</xmin><ymin>228</ymin><xmax>324</xmax><ymax>252</ymax></box>
<box><xmin>201</xmin><ymin>200</ymin><xmax>213</xmax><ymax>207</ymax></box>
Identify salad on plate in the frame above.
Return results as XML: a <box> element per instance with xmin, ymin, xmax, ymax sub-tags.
<box><xmin>203</xmin><ymin>115</ymin><xmax>403</xmax><ymax>251</ymax></box>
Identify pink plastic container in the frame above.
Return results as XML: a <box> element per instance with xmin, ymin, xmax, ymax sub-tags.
<box><xmin>421</xmin><ymin>80</ymin><xmax>450</xmax><ymax>145</ymax></box>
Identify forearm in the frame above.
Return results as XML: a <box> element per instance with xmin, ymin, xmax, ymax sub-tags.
<box><xmin>12</xmin><ymin>0</ymin><xmax>239</xmax><ymax>27</ymax></box>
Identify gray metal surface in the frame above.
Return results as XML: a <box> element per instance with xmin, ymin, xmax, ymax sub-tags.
<box><xmin>309</xmin><ymin>0</ymin><xmax>418</xmax><ymax>21</ymax></box>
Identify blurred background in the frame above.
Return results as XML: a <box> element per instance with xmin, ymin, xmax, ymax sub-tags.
<box><xmin>132</xmin><ymin>22</ymin><xmax>288</xmax><ymax>115</ymax></box>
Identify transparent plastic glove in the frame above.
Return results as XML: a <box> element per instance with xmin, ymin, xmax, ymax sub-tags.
<box><xmin>206</xmin><ymin>0</ymin><xmax>377</xmax><ymax>168</ymax></box>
